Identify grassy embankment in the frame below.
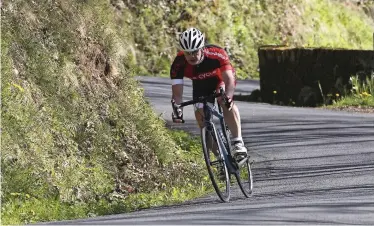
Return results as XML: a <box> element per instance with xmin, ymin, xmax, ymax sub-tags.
<box><xmin>114</xmin><ymin>0</ymin><xmax>374</xmax><ymax>107</ymax></box>
<box><xmin>108</xmin><ymin>0</ymin><xmax>373</xmax><ymax>78</ymax></box>
<box><xmin>1</xmin><ymin>1</ymin><xmax>209</xmax><ymax>224</ymax></box>
<box><xmin>1</xmin><ymin>0</ymin><xmax>373</xmax><ymax>224</ymax></box>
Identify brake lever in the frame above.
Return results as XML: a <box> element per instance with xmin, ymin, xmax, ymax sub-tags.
<box><xmin>219</xmin><ymin>87</ymin><xmax>232</xmax><ymax>110</ymax></box>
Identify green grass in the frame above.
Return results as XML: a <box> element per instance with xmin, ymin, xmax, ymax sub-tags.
<box><xmin>300</xmin><ymin>0</ymin><xmax>373</xmax><ymax>49</ymax></box>
<box><xmin>332</xmin><ymin>74</ymin><xmax>374</xmax><ymax>107</ymax></box>
<box><xmin>2</xmin><ymin>179</ymin><xmax>213</xmax><ymax>225</ymax></box>
<box><xmin>2</xmin><ymin>127</ymin><xmax>211</xmax><ymax>225</ymax></box>
<box><xmin>334</xmin><ymin>95</ymin><xmax>374</xmax><ymax>107</ymax></box>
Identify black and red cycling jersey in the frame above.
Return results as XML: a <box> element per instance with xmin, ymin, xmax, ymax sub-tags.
<box><xmin>170</xmin><ymin>44</ymin><xmax>236</xmax><ymax>99</ymax></box>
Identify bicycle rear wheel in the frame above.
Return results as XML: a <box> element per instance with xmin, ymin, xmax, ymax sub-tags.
<box><xmin>201</xmin><ymin>126</ymin><xmax>230</xmax><ymax>202</ymax></box>
<box><xmin>234</xmin><ymin>156</ymin><xmax>253</xmax><ymax>197</ymax></box>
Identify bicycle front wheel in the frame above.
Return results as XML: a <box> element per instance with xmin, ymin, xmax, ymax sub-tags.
<box><xmin>235</xmin><ymin>156</ymin><xmax>253</xmax><ymax>197</ymax></box>
<box><xmin>201</xmin><ymin>126</ymin><xmax>230</xmax><ymax>202</ymax></box>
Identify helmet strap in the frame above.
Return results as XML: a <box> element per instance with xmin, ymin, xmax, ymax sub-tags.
<box><xmin>197</xmin><ymin>48</ymin><xmax>204</xmax><ymax>64</ymax></box>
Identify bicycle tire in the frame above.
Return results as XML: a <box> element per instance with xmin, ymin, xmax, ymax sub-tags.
<box><xmin>234</xmin><ymin>158</ymin><xmax>253</xmax><ymax>197</ymax></box>
<box><xmin>201</xmin><ymin>126</ymin><xmax>230</xmax><ymax>202</ymax></box>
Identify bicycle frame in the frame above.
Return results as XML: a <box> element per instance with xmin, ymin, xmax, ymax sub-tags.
<box><xmin>172</xmin><ymin>89</ymin><xmax>249</xmax><ymax>169</ymax></box>
<box><xmin>173</xmin><ymin>90</ymin><xmax>253</xmax><ymax>200</ymax></box>
<box><xmin>200</xmin><ymin>99</ymin><xmax>248</xmax><ymax>173</ymax></box>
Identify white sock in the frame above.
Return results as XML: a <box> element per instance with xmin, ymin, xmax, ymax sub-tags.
<box><xmin>231</xmin><ymin>137</ymin><xmax>243</xmax><ymax>144</ymax></box>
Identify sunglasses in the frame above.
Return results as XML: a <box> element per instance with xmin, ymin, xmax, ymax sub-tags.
<box><xmin>184</xmin><ymin>49</ymin><xmax>201</xmax><ymax>56</ymax></box>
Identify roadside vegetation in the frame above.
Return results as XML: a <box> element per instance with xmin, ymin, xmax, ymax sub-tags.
<box><xmin>328</xmin><ymin>73</ymin><xmax>374</xmax><ymax>111</ymax></box>
<box><xmin>1</xmin><ymin>0</ymin><xmax>373</xmax><ymax>224</ymax></box>
<box><xmin>108</xmin><ymin>0</ymin><xmax>373</xmax><ymax>79</ymax></box>
<box><xmin>1</xmin><ymin>1</ymin><xmax>209</xmax><ymax>224</ymax></box>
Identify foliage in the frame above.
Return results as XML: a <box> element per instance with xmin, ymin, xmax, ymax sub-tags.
<box><xmin>300</xmin><ymin>0</ymin><xmax>374</xmax><ymax>49</ymax></box>
<box><xmin>110</xmin><ymin>0</ymin><xmax>373</xmax><ymax>78</ymax></box>
<box><xmin>333</xmin><ymin>73</ymin><xmax>374</xmax><ymax>107</ymax></box>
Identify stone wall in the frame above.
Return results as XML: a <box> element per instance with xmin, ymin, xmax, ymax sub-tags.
<box><xmin>258</xmin><ymin>46</ymin><xmax>374</xmax><ymax>106</ymax></box>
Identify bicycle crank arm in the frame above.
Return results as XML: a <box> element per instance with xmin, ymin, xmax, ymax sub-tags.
<box><xmin>237</xmin><ymin>156</ymin><xmax>249</xmax><ymax>168</ymax></box>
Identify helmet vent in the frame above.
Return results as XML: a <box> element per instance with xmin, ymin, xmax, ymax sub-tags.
<box><xmin>178</xmin><ymin>27</ymin><xmax>205</xmax><ymax>52</ymax></box>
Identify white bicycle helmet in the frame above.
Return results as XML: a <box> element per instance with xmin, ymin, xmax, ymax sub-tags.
<box><xmin>179</xmin><ymin>27</ymin><xmax>205</xmax><ymax>52</ymax></box>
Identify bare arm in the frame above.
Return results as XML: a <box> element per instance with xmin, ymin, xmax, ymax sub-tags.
<box><xmin>172</xmin><ymin>84</ymin><xmax>183</xmax><ymax>104</ymax></box>
<box><xmin>221</xmin><ymin>69</ymin><xmax>236</xmax><ymax>99</ymax></box>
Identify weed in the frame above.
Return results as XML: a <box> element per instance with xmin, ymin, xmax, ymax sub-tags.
<box><xmin>333</xmin><ymin>73</ymin><xmax>374</xmax><ymax>107</ymax></box>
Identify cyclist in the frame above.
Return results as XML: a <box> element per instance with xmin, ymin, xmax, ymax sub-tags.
<box><xmin>170</xmin><ymin>27</ymin><xmax>248</xmax><ymax>160</ymax></box>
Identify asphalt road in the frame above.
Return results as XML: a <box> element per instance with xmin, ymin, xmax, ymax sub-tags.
<box><xmin>44</xmin><ymin>76</ymin><xmax>374</xmax><ymax>225</ymax></box>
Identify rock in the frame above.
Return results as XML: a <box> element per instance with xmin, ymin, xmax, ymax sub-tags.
<box><xmin>297</xmin><ymin>86</ymin><xmax>322</xmax><ymax>107</ymax></box>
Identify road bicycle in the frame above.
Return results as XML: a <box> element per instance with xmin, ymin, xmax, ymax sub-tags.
<box><xmin>172</xmin><ymin>88</ymin><xmax>253</xmax><ymax>202</ymax></box>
